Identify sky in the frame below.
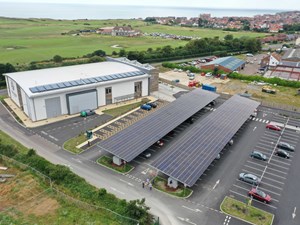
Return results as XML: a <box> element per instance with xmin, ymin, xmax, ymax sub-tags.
<box><xmin>1</xmin><ymin>0</ymin><xmax>299</xmax><ymax>10</ymax></box>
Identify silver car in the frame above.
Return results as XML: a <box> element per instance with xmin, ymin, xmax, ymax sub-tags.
<box><xmin>277</xmin><ymin>142</ymin><xmax>295</xmax><ymax>152</ymax></box>
<box><xmin>239</xmin><ymin>173</ymin><xmax>260</xmax><ymax>186</ymax></box>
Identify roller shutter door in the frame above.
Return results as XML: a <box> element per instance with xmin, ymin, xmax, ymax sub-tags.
<box><xmin>67</xmin><ymin>90</ymin><xmax>97</xmax><ymax>114</ymax></box>
<box><xmin>45</xmin><ymin>97</ymin><xmax>62</xmax><ymax>118</ymax></box>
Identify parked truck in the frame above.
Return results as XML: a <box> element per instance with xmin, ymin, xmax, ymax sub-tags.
<box><xmin>202</xmin><ymin>84</ymin><xmax>217</xmax><ymax>92</ymax></box>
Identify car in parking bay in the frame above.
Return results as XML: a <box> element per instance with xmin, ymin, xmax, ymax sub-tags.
<box><xmin>266</xmin><ymin>123</ymin><xmax>281</xmax><ymax>131</ymax></box>
<box><xmin>250</xmin><ymin>151</ymin><xmax>267</xmax><ymax>161</ymax></box>
<box><xmin>275</xmin><ymin>149</ymin><xmax>290</xmax><ymax>159</ymax></box>
<box><xmin>248</xmin><ymin>188</ymin><xmax>271</xmax><ymax>204</ymax></box>
<box><xmin>140</xmin><ymin>104</ymin><xmax>152</xmax><ymax>111</ymax></box>
<box><xmin>277</xmin><ymin>141</ymin><xmax>295</xmax><ymax>152</ymax></box>
<box><xmin>146</xmin><ymin>102</ymin><xmax>158</xmax><ymax>108</ymax></box>
<box><xmin>80</xmin><ymin>109</ymin><xmax>95</xmax><ymax>117</ymax></box>
<box><xmin>239</xmin><ymin>173</ymin><xmax>261</xmax><ymax>186</ymax></box>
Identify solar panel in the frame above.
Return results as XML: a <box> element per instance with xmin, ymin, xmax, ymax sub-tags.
<box><xmin>97</xmin><ymin>89</ymin><xmax>219</xmax><ymax>162</ymax></box>
<box><xmin>83</xmin><ymin>79</ymin><xmax>93</xmax><ymax>84</ymax></box>
<box><xmin>57</xmin><ymin>83</ymin><xmax>66</xmax><ymax>88</ymax></box>
<box><xmin>28</xmin><ymin>70</ymin><xmax>147</xmax><ymax>93</ymax></box>
<box><xmin>151</xmin><ymin>95</ymin><xmax>260</xmax><ymax>187</ymax></box>
<box><xmin>36</xmin><ymin>86</ymin><xmax>46</xmax><ymax>92</ymax></box>
<box><xmin>44</xmin><ymin>85</ymin><xmax>53</xmax><ymax>90</ymax></box>
<box><xmin>29</xmin><ymin>87</ymin><xmax>39</xmax><ymax>93</ymax></box>
<box><xmin>50</xmin><ymin>84</ymin><xmax>59</xmax><ymax>89</ymax></box>
<box><xmin>63</xmin><ymin>82</ymin><xmax>72</xmax><ymax>87</ymax></box>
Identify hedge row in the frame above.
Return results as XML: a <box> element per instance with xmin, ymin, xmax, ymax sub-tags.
<box><xmin>228</xmin><ymin>73</ymin><xmax>300</xmax><ymax>88</ymax></box>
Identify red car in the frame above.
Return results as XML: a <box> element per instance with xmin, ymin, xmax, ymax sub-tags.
<box><xmin>266</xmin><ymin>123</ymin><xmax>281</xmax><ymax>131</ymax></box>
<box><xmin>248</xmin><ymin>188</ymin><xmax>271</xmax><ymax>204</ymax></box>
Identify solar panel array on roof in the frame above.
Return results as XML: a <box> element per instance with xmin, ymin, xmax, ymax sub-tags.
<box><xmin>29</xmin><ymin>71</ymin><xmax>146</xmax><ymax>93</ymax></box>
<box><xmin>97</xmin><ymin>89</ymin><xmax>219</xmax><ymax>162</ymax></box>
<box><xmin>151</xmin><ymin>95</ymin><xmax>260</xmax><ymax>187</ymax></box>
<box><xmin>205</xmin><ymin>56</ymin><xmax>245</xmax><ymax>71</ymax></box>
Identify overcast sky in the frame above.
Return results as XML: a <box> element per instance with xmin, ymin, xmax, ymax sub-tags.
<box><xmin>1</xmin><ymin>0</ymin><xmax>299</xmax><ymax>10</ymax></box>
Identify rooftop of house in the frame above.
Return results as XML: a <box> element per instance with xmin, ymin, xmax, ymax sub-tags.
<box><xmin>204</xmin><ymin>56</ymin><xmax>245</xmax><ymax>71</ymax></box>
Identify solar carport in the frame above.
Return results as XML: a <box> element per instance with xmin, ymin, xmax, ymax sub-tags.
<box><xmin>151</xmin><ymin>95</ymin><xmax>260</xmax><ymax>187</ymax></box>
<box><xmin>97</xmin><ymin>89</ymin><xmax>219</xmax><ymax>162</ymax></box>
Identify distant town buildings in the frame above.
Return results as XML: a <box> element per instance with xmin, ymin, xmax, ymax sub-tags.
<box><xmin>97</xmin><ymin>25</ymin><xmax>141</xmax><ymax>37</ymax></box>
<box><xmin>146</xmin><ymin>11</ymin><xmax>300</xmax><ymax>33</ymax></box>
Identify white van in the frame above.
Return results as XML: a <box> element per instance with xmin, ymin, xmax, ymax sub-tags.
<box><xmin>246</xmin><ymin>53</ymin><xmax>254</xmax><ymax>57</ymax></box>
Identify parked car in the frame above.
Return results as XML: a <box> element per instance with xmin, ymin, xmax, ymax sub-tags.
<box><xmin>215</xmin><ymin>153</ymin><xmax>221</xmax><ymax>160</ymax></box>
<box><xmin>205</xmin><ymin>72</ymin><xmax>213</xmax><ymax>77</ymax></box>
<box><xmin>189</xmin><ymin>76</ymin><xmax>195</xmax><ymax>80</ymax></box>
<box><xmin>143</xmin><ymin>152</ymin><xmax>151</xmax><ymax>158</ymax></box>
<box><xmin>140</xmin><ymin>104</ymin><xmax>152</xmax><ymax>111</ymax></box>
<box><xmin>239</xmin><ymin>173</ymin><xmax>260</xmax><ymax>186</ymax></box>
<box><xmin>146</xmin><ymin>102</ymin><xmax>157</xmax><ymax>108</ymax></box>
<box><xmin>275</xmin><ymin>149</ymin><xmax>290</xmax><ymax>159</ymax></box>
<box><xmin>246</xmin><ymin>53</ymin><xmax>254</xmax><ymax>57</ymax></box>
<box><xmin>277</xmin><ymin>142</ymin><xmax>295</xmax><ymax>152</ymax></box>
<box><xmin>80</xmin><ymin>109</ymin><xmax>95</xmax><ymax>117</ymax></box>
<box><xmin>266</xmin><ymin>124</ymin><xmax>281</xmax><ymax>131</ymax></box>
<box><xmin>155</xmin><ymin>140</ymin><xmax>164</xmax><ymax>147</ymax></box>
<box><xmin>248</xmin><ymin>188</ymin><xmax>271</xmax><ymax>204</ymax></box>
<box><xmin>250</xmin><ymin>151</ymin><xmax>267</xmax><ymax>161</ymax></box>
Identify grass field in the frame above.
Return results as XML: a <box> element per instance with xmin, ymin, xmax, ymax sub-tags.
<box><xmin>0</xmin><ymin>159</ymin><xmax>129</xmax><ymax>225</ymax></box>
<box><xmin>0</xmin><ymin>17</ymin><xmax>267</xmax><ymax>65</ymax></box>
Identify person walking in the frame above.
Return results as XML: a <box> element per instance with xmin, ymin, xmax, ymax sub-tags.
<box><xmin>142</xmin><ymin>181</ymin><xmax>145</xmax><ymax>188</ymax></box>
<box><xmin>149</xmin><ymin>183</ymin><xmax>152</xmax><ymax>191</ymax></box>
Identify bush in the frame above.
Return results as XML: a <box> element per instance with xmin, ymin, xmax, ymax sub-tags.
<box><xmin>53</xmin><ymin>55</ymin><xmax>63</xmax><ymax>63</ymax></box>
<box><xmin>228</xmin><ymin>72</ymin><xmax>300</xmax><ymax>88</ymax></box>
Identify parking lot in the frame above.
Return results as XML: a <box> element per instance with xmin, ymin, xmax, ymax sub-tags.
<box><xmin>224</xmin><ymin>112</ymin><xmax>300</xmax><ymax>223</ymax></box>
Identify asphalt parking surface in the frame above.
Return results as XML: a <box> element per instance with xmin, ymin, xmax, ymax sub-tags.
<box><xmin>32</xmin><ymin>113</ymin><xmax>112</xmax><ymax>146</ymax></box>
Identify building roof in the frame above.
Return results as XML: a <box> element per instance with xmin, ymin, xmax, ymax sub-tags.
<box><xmin>271</xmin><ymin>52</ymin><xmax>282</xmax><ymax>61</ymax></box>
<box><xmin>4</xmin><ymin>62</ymin><xmax>146</xmax><ymax>97</ymax></box>
<box><xmin>204</xmin><ymin>56</ymin><xmax>245</xmax><ymax>71</ymax></box>
<box><xmin>282</xmin><ymin>48</ymin><xmax>300</xmax><ymax>61</ymax></box>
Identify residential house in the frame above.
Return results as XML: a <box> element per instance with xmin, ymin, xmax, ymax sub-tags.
<box><xmin>260</xmin><ymin>53</ymin><xmax>282</xmax><ymax>69</ymax></box>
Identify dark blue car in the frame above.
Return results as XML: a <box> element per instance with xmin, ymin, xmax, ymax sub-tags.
<box><xmin>140</xmin><ymin>104</ymin><xmax>152</xmax><ymax>111</ymax></box>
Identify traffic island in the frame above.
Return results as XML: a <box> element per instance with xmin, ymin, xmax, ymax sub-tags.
<box><xmin>63</xmin><ymin>133</ymin><xmax>86</xmax><ymax>154</ymax></box>
<box><xmin>97</xmin><ymin>155</ymin><xmax>134</xmax><ymax>174</ymax></box>
<box><xmin>153</xmin><ymin>176</ymin><xmax>193</xmax><ymax>198</ymax></box>
<box><xmin>220</xmin><ymin>196</ymin><xmax>274</xmax><ymax>225</ymax></box>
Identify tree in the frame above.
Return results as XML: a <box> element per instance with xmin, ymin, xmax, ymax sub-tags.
<box><xmin>119</xmin><ymin>49</ymin><xmax>126</xmax><ymax>57</ymax></box>
<box><xmin>0</xmin><ymin>63</ymin><xmax>16</xmax><ymax>85</ymax></box>
<box><xmin>91</xmin><ymin>50</ymin><xmax>106</xmax><ymax>57</ymax></box>
<box><xmin>53</xmin><ymin>55</ymin><xmax>63</xmax><ymax>63</ymax></box>
<box><xmin>224</xmin><ymin>34</ymin><xmax>234</xmax><ymax>41</ymax></box>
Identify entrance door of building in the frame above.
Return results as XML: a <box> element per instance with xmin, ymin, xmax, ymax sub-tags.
<box><xmin>105</xmin><ymin>87</ymin><xmax>112</xmax><ymax>104</ymax></box>
<box><xmin>134</xmin><ymin>81</ymin><xmax>142</xmax><ymax>98</ymax></box>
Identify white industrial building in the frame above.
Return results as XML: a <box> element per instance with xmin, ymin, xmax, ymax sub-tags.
<box><xmin>4</xmin><ymin>58</ymin><xmax>155</xmax><ymax>121</ymax></box>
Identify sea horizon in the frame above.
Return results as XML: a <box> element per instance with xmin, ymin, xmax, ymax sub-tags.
<box><xmin>0</xmin><ymin>2</ymin><xmax>289</xmax><ymax>20</ymax></box>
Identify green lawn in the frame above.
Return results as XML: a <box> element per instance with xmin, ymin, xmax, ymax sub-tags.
<box><xmin>0</xmin><ymin>130</ymin><xmax>28</xmax><ymax>154</ymax></box>
<box><xmin>102</xmin><ymin>99</ymin><xmax>148</xmax><ymax>117</ymax></box>
<box><xmin>63</xmin><ymin>133</ymin><xmax>86</xmax><ymax>154</ymax></box>
<box><xmin>97</xmin><ymin>155</ymin><xmax>133</xmax><ymax>173</ymax></box>
<box><xmin>0</xmin><ymin>17</ymin><xmax>267</xmax><ymax>65</ymax></box>
<box><xmin>221</xmin><ymin>196</ymin><xmax>273</xmax><ymax>225</ymax></box>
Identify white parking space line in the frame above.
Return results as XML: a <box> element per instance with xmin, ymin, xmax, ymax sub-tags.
<box><xmin>257</xmin><ymin>142</ymin><xmax>275</xmax><ymax>148</ymax></box>
<box><xmin>244</xmin><ymin>164</ymin><xmax>265</xmax><ymax>172</ymax></box>
<box><xmin>267</xmin><ymin>161</ymin><xmax>290</xmax><ymax>170</ymax></box>
<box><xmin>280</xmin><ymin>137</ymin><xmax>299</xmax><ymax>144</ymax></box>
<box><xmin>242</xmin><ymin>169</ymin><xmax>286</xmax><ymax>180</ymax></box>
<box><xmin>229</xmin><ymin>190</ymin><xmax>278</xmax><ymax>209</ymax></box>
<box><xmin>260</xmin><ymin>136</ymin><xmax>276</xmax><ymax>142</ymax></box>
<box><xmin>265</xmin><ymin>166</ymin><xmax>288</xmax><ymax>175</ymax></box>
<box><xmin>260</xmin><ymin>181</ymin><xmax>283</xmax><ymax>190</ymax></box>
<box><xmin>133</xmin><ymin>159</ymin><xmax>142</xmax><ymax>164</ymax></box>
<box><xmin>236</xmin><ymin>180</ymin><xmax>281</xmax><ymax>196</ymax></box>
<box><xmin>246</xmin><ymin>160</ymin><xmax>266</xmax><ymax>168</ymax></box>
<box><xmin>270</xmin><ymin>158</ymin><xmax>291</xmax><ymax>166</ymax></box>
<box><xmin>264</xmin><ymin>132</ymin><xmax>280</xmax><ymax>138</ymax></box>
